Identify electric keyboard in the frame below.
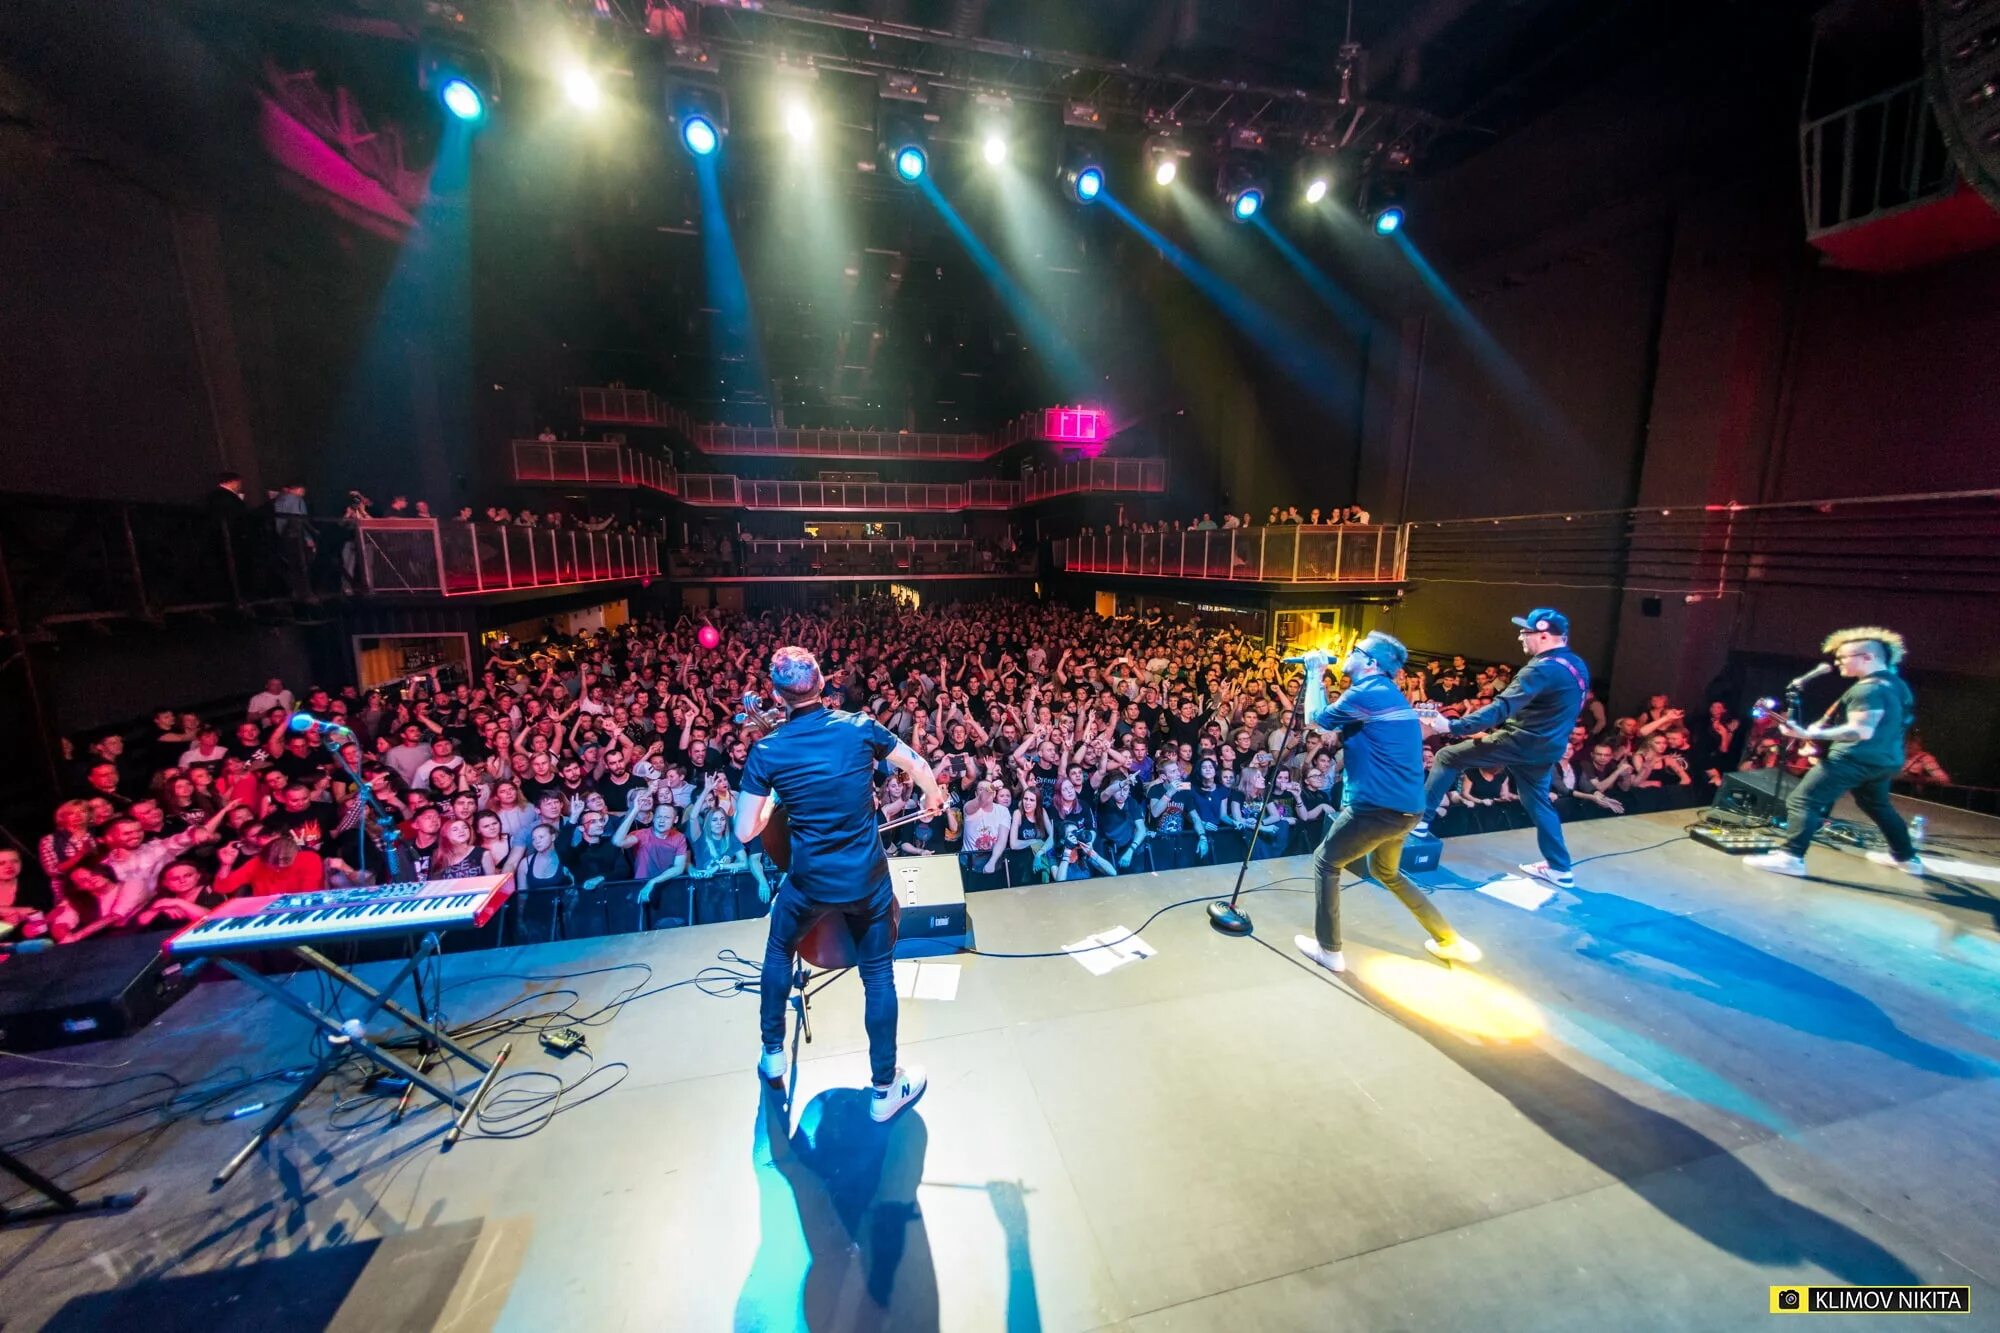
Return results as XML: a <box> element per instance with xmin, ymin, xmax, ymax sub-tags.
<box><xmin>164</xmin><ymin>875</ymin><xmax>514</xmax><ymax>958</ymax></box>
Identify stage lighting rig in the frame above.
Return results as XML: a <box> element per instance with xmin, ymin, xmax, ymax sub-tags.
<box><xmin>1361</xmin><ymin>173</ymin><xmax>1408</xmax><ymax>235</ymax></box>
<box><xmin>974</xmin><ymin>93</ymin><xmax>1014</xmax><ymax>169</ymax></box>
<box><xmin>1144</xmin><ymin>132</ymin><xmax>1187</xmax><ymax>187</ymax></box>
<box><xmin>1060</xmin><ymin>121</ymin><xmax>1107</xmax><ymax>203</ymax></box>
<box><xmin>562</xmin><ymin>65</ymin><xmax>602</xmax><ymax>112</ymax></box>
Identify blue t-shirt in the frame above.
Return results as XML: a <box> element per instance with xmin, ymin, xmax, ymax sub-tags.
<box><xmin>1313</xmin><ymin>674</ymin><xmax>1426</xmax><ymax>815</ymax></box>
<box><xmin>741</xmin><ymin>704</ymin><xmax>900</xmax><ymax>901</ymax></box>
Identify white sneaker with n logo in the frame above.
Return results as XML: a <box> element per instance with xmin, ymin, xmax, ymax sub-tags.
<box><xmin>870</xmin><ymin>1066</ymin><xmax>927</xmax><ymax>1123</ymax></box>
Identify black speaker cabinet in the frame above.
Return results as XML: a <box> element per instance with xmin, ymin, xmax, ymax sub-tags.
<box><xmin>1712</xmin><ymin>769</ymin><xmax>1791</xmax><ymax>822</ymax></box>
<box><xmin>0</xmin><ymin>933</ymin><xmax>197</xmax><ymax>1050</ymax></box>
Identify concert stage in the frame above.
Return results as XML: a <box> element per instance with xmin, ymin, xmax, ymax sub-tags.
<box><xmin>4</xmin><ymin>801</ymin><xmax>1999</xmax><ymax>1331</ymax></box>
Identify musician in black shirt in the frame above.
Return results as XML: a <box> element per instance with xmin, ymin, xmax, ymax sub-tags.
<box><xmin>1746</xmin><ymin>627</ymin><xmax>1924</xmax><ymax>877</ymax></box>
<box><xmin>736</xmin><ymin>646</ymin><xmax>942</xmax><ymax>1122</ymax></box>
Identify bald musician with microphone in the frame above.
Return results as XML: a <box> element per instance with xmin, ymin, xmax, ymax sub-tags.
<box><xmin>735</xmin><ymin>645</ymin><xmax>943</xmax><ymax>1121</ymax></box>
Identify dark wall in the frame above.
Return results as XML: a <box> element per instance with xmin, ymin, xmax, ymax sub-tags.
<box><xmin>0</xmin><ymin>160</ymin><xmax>219</xmax><ymax>502</ymax></box>
<box><xmin>39</xmin><ymin>622</ymin><xmax>319</xmax><ymax>737</ymax></box>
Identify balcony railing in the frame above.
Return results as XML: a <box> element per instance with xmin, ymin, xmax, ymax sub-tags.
<box><xmin>670</xmin><ymin>539</ymin><xmax>1034</xmax><ymax>580</ymax></box>
<box><xmin>688</xmin><ymin>423</ymin><xmax>1019</xmax><ymax>460</ymax></box>
<box><xmin>1023</xmin><ymin>457</ymin><xmax>1166</xmax><ymax>501</ymax></box>
<box><xmin>672</xmin><ymin>475</ymin><xmax>1031</xmax><ymax>511</ymax></box>
<box><xmin>512</xmin><ymin>440</ymin><xmax>677</xmax><ymax>493</ymax></box>
<box><xmin>1055</xmin><ymin>524</ymin><xmax>1407</xmax><ymax>583</ymax></box>
<box><xmin>1801</xmin><ymin>77</ymin><xmax>1956</xmax><ymax>241</ymax></box>
<box><xmin>355</xmin><ymin>519</ymin><xmax>659</xmax><ymax>597</ymax></box>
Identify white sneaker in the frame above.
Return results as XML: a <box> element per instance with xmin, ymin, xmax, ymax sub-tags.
<box><xmin>870</xmin><ymin>1066</ymin><xmax>927</xmax><ymax>1123</ymax></box>
<box><xmin>1866</xmin><ymin>851</ymin><xmax>1930</xmax><ymax>876</ymax></box>
<box><xmin>1294</xmin><ymin>934</ymin><xmax>1347</xmax><ymax>973</ymax></box>
<box><xmin>1425</xmin><ymin>935</ymin><xmax>1483</xmax><ymax>965</ymax></box>
<box><xmin>757</xmin><ymin>1046</ymin><xmax>786</xmax><ymax>1083</ymax></box>
<box><xmin>1744</xmin><ymin>851</ymin><xmax>1809</xmax><ymax>877</ymax></box>
<box><xmin>1411</xmin><ymin>822</ymin><xmax>1431</xmax><ymax>838</ymax></box>
<box><xmin>1518</xmin><ymin>861</ymin><xmax>1576</xmax><ymax>889</ymax></box>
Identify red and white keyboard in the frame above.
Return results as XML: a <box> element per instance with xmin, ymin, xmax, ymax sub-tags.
<box><xmin>165</xmin><ymin>876</ymin><xmax>514</xmax><ymax>958</ymax></box>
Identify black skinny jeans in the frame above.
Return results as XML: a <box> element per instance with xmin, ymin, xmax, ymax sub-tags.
<box><xmin>1311</xmin><ymin>804</ymin><xmax>1455</xmax><ymax>952</ymax></box>
<box><xmin>1782</xmin><ymin>752</ymin><xmax>1916</xmax><ymax>861</ymax></box>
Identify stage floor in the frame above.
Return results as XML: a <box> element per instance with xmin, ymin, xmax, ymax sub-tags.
<box><xmin>4</xmin><ymin>799</ymin><xmax>2000</xmax><ymax>1332</ymax></box>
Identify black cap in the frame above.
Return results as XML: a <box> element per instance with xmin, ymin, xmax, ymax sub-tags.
<box><xmin>1510</xmin><ymin>608</ymin><xmax>1570</xmax><ymax>637</ymax></box>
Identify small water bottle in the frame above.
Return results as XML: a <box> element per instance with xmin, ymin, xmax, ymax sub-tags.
<box><xmin>1910</xmin><ymin>816</ymin><xmax>1926</xmax><ymax>846</ymax></box>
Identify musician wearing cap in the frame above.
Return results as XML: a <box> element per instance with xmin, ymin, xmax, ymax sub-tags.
<box><xmin>734</xmin><ymin>645</ymin><xmax>944</xmax><ymax>1122</ymax></box>
<box><xmin>1294</xmin><ymin>631</ymin><xmax>1483</xmax><ymax>974</ymax></box>
<box><xmin>1416</xmin><ymin>608</ymin><xmax>1590</xmax><ymax>891</ymax></box>
<box><xmin>1744</xmin><ymin>627</ymin><xmax>1925</xmax><ymax>879</ymax></box>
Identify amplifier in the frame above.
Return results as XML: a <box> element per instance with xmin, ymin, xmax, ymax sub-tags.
<box><xmin>1712</xmin><ymin>770</ymin><xmax>1791</xmax><ymax>822</ymax></box>
<box><xmin>0</xmin><ymin>933</ymin><xmax>198</xmax><ymax>1050</ymax></box>
<box><xmin>891</xmin><ymin>856</ymin><xmax>970</xmax><ymax>955</ymax></box>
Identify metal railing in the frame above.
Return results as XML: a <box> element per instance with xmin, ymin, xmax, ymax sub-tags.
<box><xmin>673</xmin><ymin>475</ymin><xmax>1030</xmax><ymax>510</ymax></box>
<box><xmin>1403</xmin><ymin>490</ymin><xmax>2000</xmax><ymax>596</ymax></box>
<box><xmin>511</xmin><ymin>440</ymin><xmax>677</xmax><ymax>493</ymax></box>
<box><xmin>1023</xmin><ymin>457</ymin><xmax>1167</xmax><ymax>501</ymax></box>
<box><xmin>1801</xmin><ymin>77</ymin><xmax>1956</xmax><ymax>240</ymax></box>
<box><xmin>689</xmin><ymin>424</ymin><xmax>1005</xmax><ymax>460</ymax></box>
<box><xmin>671</xmin><ymin>539</ymin><xmax>1034</xmax><ymax>580</ymax></box>
<box><xmin>355</xmin><ymin>519</ymin><xmax>659</xmax><ymax>596</ymax></box>
<box><xmin>1055</xmin><ymin>524</ymin><xmax>1406</xmax><ymax>583</ymax></box>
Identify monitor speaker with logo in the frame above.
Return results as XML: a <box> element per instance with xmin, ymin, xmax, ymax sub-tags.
<box><xmin>890</xmin><ymin>856</ymin><xmax>970</xmax><ymax>956</ymax></box>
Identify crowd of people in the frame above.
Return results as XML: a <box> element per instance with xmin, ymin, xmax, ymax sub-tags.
<box><xmin>0</xmin><ymin>595</ymin><xmax>1955</xmax><ymax>951</ymax></box>
<box><xmin>1074</xmin><ymin>503</ymin><xmax>1375</xmax><ymax>544</ymax></box>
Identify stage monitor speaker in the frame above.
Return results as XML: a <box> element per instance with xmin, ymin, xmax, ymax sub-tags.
<box><xmin>891</xmin><ymin>856</ymin><xmax>970</xmax><ymax>956</ymax></box>
<box><xmin>1401</xmin><ymin>832</ymin><xmax>1445</xmax><ymax>873</ymax></box>
<box><xmin>0</xmin><ymin>934</ymin><xmax>197</xmax><ymax>1051</ymax></box>
<box><xmin>1712</xmin><ymin>770</ymin><xmax>1789</xmax><ymax>822</ymax></box>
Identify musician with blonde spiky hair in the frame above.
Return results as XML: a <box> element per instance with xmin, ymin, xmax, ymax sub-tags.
<box><xmin>1746</xmin><ymin>626</ymin><xmax>1926</xmax><ymax>879</ymax></box>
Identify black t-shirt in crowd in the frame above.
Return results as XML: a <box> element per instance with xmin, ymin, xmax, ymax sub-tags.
<box><xmin>266</xmin><ymin>804</ymin><xmax>339</xmax><ymax>853</ymax></box>
<box><xmin>1147</xmin><ymin>780</ymin><xmax>1188</xmax><ymax>835</ymax></box>
<box><xmin>1095</xmin><ymin>793</ymin><xmax>1140</xmax><ymax>848</ymax></box>
<box><xmin>595</xmin><ymin>772</ymin><xmax>647</xmax><ymax>813</ymax></box>
<box><xmin>564</xmin><ymin>834</ymin><xmax>631</xmax><ymax>883</ymax></box>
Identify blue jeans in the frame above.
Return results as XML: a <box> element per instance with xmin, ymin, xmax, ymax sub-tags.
<box><xmin>760</xmin><ymin>876</ymin><xmax>899</xmax><ymax>1086</ymax></box>
<box><xmin>1422</xmin><ymin>735</ymin><xmax>1573</xmax><ymax>873</ymax></box>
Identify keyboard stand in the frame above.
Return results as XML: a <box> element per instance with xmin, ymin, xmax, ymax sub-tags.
<box><xmin>204</xmin><ymin>931</ymin><xmax>508</xmax><ymax>1187</ymax></box>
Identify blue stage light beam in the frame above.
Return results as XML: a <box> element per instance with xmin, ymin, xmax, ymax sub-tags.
<box><xmin>1101</xmin><ymin>191</ymin><xmax>1349</xmax><ymax>412</ymax></box>
<box><xmin>1249</xmin><ymin>215</ymin><xmax>1370</xmax><ymax>335</ymax></box>
<box><xmin>440</xmin><ymin>77</ymin><xmax>484</xmax><ymax>122</ymax></box>
<box><xmin>694</xmin><ymin>152</ymin><xmax>770</xmax><ymax>409</ymax></box>
<box><xmin>917</xmin><ymin>175</ymin><xmax>1093</xmax><ymax>400</ymax></box>
<box><xmin>1392</xmin><ymin>232</ymin><xmax>1579</xmax><ymax>448</ymax></box>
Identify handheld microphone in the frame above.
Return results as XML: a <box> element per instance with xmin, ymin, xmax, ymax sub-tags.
<box><xmin>287</xmin><ymin>712</ymin><xmax>355</xmax><ymax>745</ymax></box>
<box><xmin>1279</xmin><ymin>652</ymin><xmax>1324</xmax><ymax>665</ymax></box>
<box><xmin>1787</xmin><ymin>662</ymin><xmax>1834</xmax><ymax>690</ymax></box>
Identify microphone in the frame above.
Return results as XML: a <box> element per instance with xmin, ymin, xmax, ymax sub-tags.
<box><xmin>1787</xmin><ymin>662</ymin><xmax>1834</xmax><ymax>690</ymax></box>
<box><xmin>1279</xmin><ymin>652</ymin><xmax>1326</xmax><ymax>665</ymax></box>
<box><xmin>732</xmin><ymin>691</ymin><xmax>762</xmax><ymax>725</ymax></box>
<box><xmin>287</xmin><ymin>712</ymin><xmax>355</xmax><ymax>745</ymax></box>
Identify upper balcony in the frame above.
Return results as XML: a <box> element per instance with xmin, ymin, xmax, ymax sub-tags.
<box><xmin>578</xmin><ymin>389</ymin><xmax>1116</xmax><ymax>463</ymax></box>
<box><xmin>353</xmin><ymin>519</ymin><xmax>659</xmax><ymax>597</ymax></box>
<box><xmin>669</xmin><ymin>538</ymin><xmax>1034</xmax><ymax>582</ymax></box>
<box><xmin>512</xmin><ymin>440</ymin><xmax>1164</xmax><ymax>510</ymax></box>
<box><xmin>1056</xmin><ymin>524</ymin><xmax>1408</xmax><ymax>585</ymax></box>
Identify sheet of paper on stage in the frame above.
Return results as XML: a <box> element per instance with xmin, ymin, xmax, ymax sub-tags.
<box><xmin>1477</xmin><ymin>875</ymin><xmax>1556</xmax><ymax>911</ymax></box>
<box><xmin>894</xmin><ymin>960</ymin><xmax>962</xmax><ymax>1000</ymax></box>
<box><xmin>1065</xmin><ymin>927</ymin><xmax>1154</xmax><ymax>975</ymax></box>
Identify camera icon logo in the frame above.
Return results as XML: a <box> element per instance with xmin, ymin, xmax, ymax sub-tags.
<box><xmin>1770</xmin><ymin>1286</ymin><xmax>1808</xmax><ymax>1312</ymax></box>
<box><xmin>1779</xmin><ymin>1289</ymin><xmax>1801</xmax><ymax>1310</ymax></box>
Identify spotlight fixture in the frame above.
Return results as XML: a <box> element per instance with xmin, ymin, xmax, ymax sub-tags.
<box><xmin>894</xmin><ymin>144</ymin><xmax>929</xmax><ymax>181</ymax></box>
<box><xmin>421</xmin><ymin>42</ymin><xmax>497</xmax><ymax>123</ymax></box>
<box><xmin>1072</xmin><ymin>165</ymin><xmax>1104</xmax><ymax>202</ymax></box>
<box><xmin>1230</xmin><ymin>188</ymin><xmax>1264</xmax><ymax>221</ymax></box>
<box><xmin>982</xmin><ymin>132</ymin><xmax>1009</xmax><ymax>167</ymax></box>
<box><xmin>1216</xmin><ymin>132</ymin><xmax>1269</xmax><ymax>221</ymax></box>
<box><xmin>784</xmin><ymin>99</ymin><xmax>814</xmax><ymax>143</ymax></box>
<box><xmin>1305</xmin><ymin>177</ymin><xmax>1329</xmax><ymax>204</ymax></box>
<box><xmin>682</xmin><ymin>114</ymin><xmax>719</xmax><ymax>156</ymax></box>
<box><xmin>1144</xmin><ymin>132</ymin><xmax>1187</xmax><ymax>187</ymax></box>
<box><xmin>562</xmin><ymin>66</ymin><xmax>601</xmax><ymax>112</ymax></box>
<box><xmin>1372</xmin><ymin>205</ymin><xmax>1405</xmax><ymax>235</ymax></box>
<box><xmin>440</xmin><ymin>77</ymin><xmax>485</xmax><ymax>122</ymax></box>
<box><xmin>667</xmin><ymin>74</ymin><xmax>729</xmax><ymax>158</ymax></box>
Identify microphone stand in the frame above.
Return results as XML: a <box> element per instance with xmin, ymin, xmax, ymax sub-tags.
<box><xmin>1208</xmin><ymin>673</ymin><xmax>1312</xmax><ymax>936</ymax></box>
<box><xmin>316</xmin><ymin>725</ymin><xmax>402</xmax><ymax>884</ymax></box>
